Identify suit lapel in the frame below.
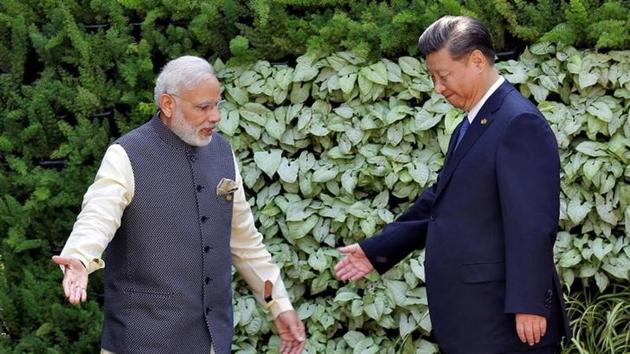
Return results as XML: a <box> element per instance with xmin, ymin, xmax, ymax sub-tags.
<box><xmin>433</xmin><ymin>81</ymin><xmax>515</xmax><ymax>201</ymax></box>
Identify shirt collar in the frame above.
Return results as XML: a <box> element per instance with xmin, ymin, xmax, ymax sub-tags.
<box><xmin>467</xmin><ymin>76</ymin><xmax>505</xmax><ymax>123</ymax></box>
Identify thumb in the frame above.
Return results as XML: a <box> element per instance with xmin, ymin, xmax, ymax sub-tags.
<box><xmin>338</xmin><ymin>244</ymin><xmax>359</xmax><ymax>254</ymax></box>
<box><xmin>52</xmin><ymin>255</ymin><xmax>72</xmax><ymax>266</ymax></box>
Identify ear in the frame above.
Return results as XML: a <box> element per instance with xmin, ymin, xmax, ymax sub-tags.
<box><xmin>159</xmin><ymin>93</ymin><xmax>175</xmax><ymax>118</ymax></box>
<box><xmin>469</xmin><ymin>49</ymin><xmax>487</xmax><ymax>70</ymax></box>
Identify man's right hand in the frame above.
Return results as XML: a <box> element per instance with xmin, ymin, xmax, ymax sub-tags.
<box><xmin>334</xmin><ymin>244</ymin><xmax>374</xmax><ymax>281</ymax></box>
<box><xmin>52</xmin><ymin>256</ymin><xmax>88</xmax><ymax>304</ymax></box>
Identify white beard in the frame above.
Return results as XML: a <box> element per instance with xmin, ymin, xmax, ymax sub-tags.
<box><xmin>170</xmin><ymin>106</ymin><xmax>213</xmax><ymax>147</ymax></box>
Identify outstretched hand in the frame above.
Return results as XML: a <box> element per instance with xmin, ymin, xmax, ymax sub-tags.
<box><xmin>274</xmin><ymin>310</ymin><xmax>306</xmax><ymax>354</ymax></box>
<box><xmin>334</xmin><ymin>243</ymin><xmax>374</xmax><ymax>281</ymax></box>
<box><xmin>52</xmin><ymin>256</ymin><xmax>88</xmax><ymax>304</ymax></box>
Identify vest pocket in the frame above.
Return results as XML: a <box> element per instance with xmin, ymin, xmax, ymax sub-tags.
<box><xmin>461</xmin><ymin>261</ymin><xmax>505</xmax><ymax>283</ymax></box>
<box><xmin>124</xmin><ymin>289</ymin><xmax>178</xmax><ymax>351</ymax></box>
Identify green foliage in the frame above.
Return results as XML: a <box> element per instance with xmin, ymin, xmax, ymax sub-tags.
<box><xmin>561</xmin><ymin>286</ymin><xmax>630</xmax><ymax>353</ymax></box>
<box><xmin>212</xmin><ymin>46</ymin><xmax>629</xmax><ymax>352</ymax></box>
<box><xmin>1</xmin><ymin>0</ymin><xmax>629</xmax><ymax>353</ymax></box>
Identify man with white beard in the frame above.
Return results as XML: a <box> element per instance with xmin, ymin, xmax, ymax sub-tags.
<box><xmin>53</xmin><ymin>56</ymin><xmax>306</xmax><ymax>354</ymax></box>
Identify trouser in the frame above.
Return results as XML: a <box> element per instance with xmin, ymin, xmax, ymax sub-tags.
<box><xmin>101</xmin><ymin>346</ymin><xmax>216</xmax><ymax>354</ymax></box>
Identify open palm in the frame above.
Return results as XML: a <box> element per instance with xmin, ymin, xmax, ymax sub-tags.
<box><xmin>334</xmin><ymin>243</ymin><xmax>374</xmax><ymax>281</ymax></box>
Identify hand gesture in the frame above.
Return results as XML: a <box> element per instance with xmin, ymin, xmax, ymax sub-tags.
<box><xmin>516</xmin><ymin>313</ymin><xmax>547</xmax><ymax>346</ymax></box>
<box><xmin>274</xmin><ymin>310</ymin><xmax>306</xmax><ymax>354</ymax></box>
<box><xmin>52</xmin><ymin>256</ymin><xmax>88</xmax><ymax>304</ymax></box>
<box><xmin>334</xmin><ymin>244</ymin><xmax>374</xmax><ymax>281</ymax></box>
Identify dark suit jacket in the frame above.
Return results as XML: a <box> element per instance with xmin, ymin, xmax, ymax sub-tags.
<box><xmin>360</xmin><ymin>81</ymin><xmax>571</xmax><ymax>354</ymax></box>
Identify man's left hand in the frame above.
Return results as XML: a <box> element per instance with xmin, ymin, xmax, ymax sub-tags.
<box><xmin>274</xmin><ymin>310</ymin><xmax>306</xmax><ymax>354</ymax></box>
<box><xmin>515</xmin><ymin>313</ymin><xmax>546</xmax><ymax>346</ymax></box>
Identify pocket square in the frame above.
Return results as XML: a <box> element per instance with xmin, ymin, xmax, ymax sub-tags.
<box><xmin>216</xmin><ymin>178</ymin><xmax>238</xmax><ymax>201</ymax></box>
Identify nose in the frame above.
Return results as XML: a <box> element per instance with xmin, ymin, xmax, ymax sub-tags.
<box><xmin>434</xmin><ymin>80</ymin><xmax>446</xmax><ymax>95</ymax></box>
<box><xmin>208</xmin><ymin>107</ymin><xmax>221</xmax><ymax>124</ymax></box>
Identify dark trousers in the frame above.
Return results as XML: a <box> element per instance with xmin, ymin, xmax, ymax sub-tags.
<box><xmin>502</xmin><ymin>345</ymin><xmax>560</xmax><ymax>354</ymax></box>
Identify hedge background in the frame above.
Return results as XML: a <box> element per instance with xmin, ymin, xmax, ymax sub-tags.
<box><xmin>1</xmin><ymin>0</ymin><xmax>628</xmax><ymax>353</ymax></box>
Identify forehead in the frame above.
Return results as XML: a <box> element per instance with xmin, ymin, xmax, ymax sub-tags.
<box><xmin>425</xmin><ymin>47</ymin><xmax>460</xmax><ymax>73</ymax></box>
<box><xmin>180</xmin><ymin>75</ymin><xmax>221</xmax><ymax>98</ymax></box>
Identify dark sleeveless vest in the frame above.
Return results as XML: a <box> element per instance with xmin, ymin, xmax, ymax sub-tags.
<box><xmin>101</xmin><ymin>115</ymin><xmax>235</xmax><ymax>354</ymax></box>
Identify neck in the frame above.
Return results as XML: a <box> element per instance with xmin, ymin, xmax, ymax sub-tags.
<box><xmin>465</xmin><ymin>68</ymin><xmax>500</xmax><ymax>112</ymax></box>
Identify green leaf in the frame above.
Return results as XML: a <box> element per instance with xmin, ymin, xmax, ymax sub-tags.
<box><xmin>567</xmin><ymin>199</ymin><xmax>591</xmax><ymax>224</ymax></box>
<box><xmin>594</xmin><ymin>271</ymin><xmax>609</xmax><ymax>292</ymax></box>
<box><xmin>278</xmin><ymin>158</ymin><xmax>299</xmax><ymax>183</ymax></box>
<box><xmin>559</xmin><ymin>249</ymin><xmax>582</xmax><ymax>267</ymax></box>
<box><xmin>308</xmin><ymin>250</ymin><xmax>329</xmax><ymax>272</ymax></box>
<box><xmin>287</xmin><ymin>214</ymin><xmax>319</xmax><ymax>240</ymax></box>
<box><xmin>293</xmin><ymin>62</ymin><xmax>319</xmax><ymax>82</ymax></box>
<box><xmin>587</xmin><ymin>101</ymin><xmax>613</xmax><ymax>122</ymax></box>
<box><xmin>254</xmin><ymin>150</ymin><xmax>282</xmax><ymax>177</ymax></box>
<box><xmin>218</xmin><ymin>109</ymin><xmax>240</xmax><ymax>136</ymax></box>
<box><xmin>313</xmin><ymin>166</ymin><xmax>339</xmax><ymax>183</ymax></box>
<box><xmin>339</xmin><ymin>73</ymin><xmax>357</xmax><ymax>94</ymax></box>
<box><xmin>343</xmin><ymin>331</ymin><xmax>366</xmax><ymax>348</ymax></box>
<box><xmin>334</xmin><ymin>291</ymin><xmax>360</xmax><ymax>303</ymax></box>
<box><xmin>414</xmin><ymin>109</ymin><xmax>442</xmax><ymax>131</ymax></box>
<box><xmin>361</xmin><ymin>62</ymin><xmax>388</xmax><ymax>85</ymax></box>
<box><xmin>399</xmin><ymin>57</ymin><xmax>422</xmax><ymax>77</ymax></box>
<box><xmin>576</xmin><ymin>141</ymin><xmax>607</xmax><ymax>157</ymax></box>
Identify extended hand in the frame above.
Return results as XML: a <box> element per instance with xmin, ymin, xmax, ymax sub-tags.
<box><xmin>274</xmin><ymin>310</ymin><xmax>306</xmax><ymax>354</ymax></box>
<box><xmin>334</xmin><ymin>244</ymin><xmax>374</xmax><ymax>281</ymax></box>
<box><xmin>52</xmin><ymin>256</ymin><xmax>88</xmax><ymax>304</ymax></box>
<box><xmin>515</xmin><ymin>313</ymin><xmax>547</xmax><ymax>346</ymax></box>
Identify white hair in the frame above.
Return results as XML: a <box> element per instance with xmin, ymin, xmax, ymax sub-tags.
<box><xmin>153</xmin><ymin>56</ymin><xmax>215</xmax><ymax>108</ymax></box>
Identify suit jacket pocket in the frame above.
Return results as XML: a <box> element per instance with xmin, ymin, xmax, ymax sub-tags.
<box><xmin>461</xmin><ymin>261</ymin><xmax>505</xmax><ymax>283</ymax></box>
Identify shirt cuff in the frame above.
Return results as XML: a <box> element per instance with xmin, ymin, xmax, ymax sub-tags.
<box><xmin>268</xmin><ymin>297</ymin><xmax>294</xmax><ymax>319</ymax></box>
<box><xmin>60</xmin><ymin>252</ymin><xmax>105</xmax><ymax>274</ymax></box>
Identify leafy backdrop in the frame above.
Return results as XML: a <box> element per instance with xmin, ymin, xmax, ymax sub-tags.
<box><xmin>1</xmin><ymin>0</ymin><xmax>629</xmax><ymax>352</ymax></box>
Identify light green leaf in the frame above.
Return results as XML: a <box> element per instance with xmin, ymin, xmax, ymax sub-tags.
<box><xmin>362</xmin><ymin>62</ymin><xmax>388</xmax><ymax>85</ymax></box>
<box><xmin>339</xmin><ymin>73</ymin><xmax>357</xmax><ymax>94</ymax></box>
<box><xmin>594</xmin><ymin>271</ymin><xmax>609</xmax><ymax>292</ymax></box>
<box><xmin>293</xmin><ymin>62</ymin><xmax>319</xmax><ymax>82</ymax></box>
<box><xmin>343</xmin><ymin>331</ymin><xmax>366</xmax><ymax>348</ymax></box>
<box><xmin>576</xmin><ymin>141</ymin><xmax>607</xmax><ymax>157</ymax></box>
<box><xmin>278</xmin><ymin>158</ymin><xmax>299</xmax><ymax>183</ymax></box>
<box><xmin>254</xmin><ymin>150</ymin><xmax>282</xmax><ymax>177</ymax></box>
<box><xmin>308</xmin><ymin>250</ymin><xmax>329</xmax><ymax>271</ymax></box>
<box><xmin>567</xmin><ymin>199</ymin><xmax>591</xmax><ymax>224</ymax></box>
<box><xmin>313</xmin><ymin>166</ymin><xmax>339</xmax><ymax>183</ymax></box>
<box><xmin>287</xmin><ymin>214</ymin><xmax>319</xmax><ymax>240</ymax></box>
<box><xmin>414</xmin><ymin>109</ymin><xmax>442</xmax><ymax>131</ymax></box>
<box><xmin>226</xmin><ymin>85</ymin><xmax>249</xmax><ymax>105</ymax></box>
<box><xmin>399</xmin><ymin>314</ymin><xmax>416</xmax><ymax>337</ymax></box>
<box><xmin>218</xmin><ymin>110</ymin><xmax>239</xmax><ymax>136</ymax></box>
<box><xmin>559</xmin><ymin>249</ymin><xmax>582</xmax><ymax>267</ymax></box>
<box><xmin>587</xmin><ymin>101</ymin><xmax>613</xmax><ymax>122</ymax></box>
<box><xmin>578</xmin><ymin>71</ymin><xmax>599</xmax><ymax>89</ymax></box>
<box><xmin>334</xmin><ymin>291</ymin><xmax>361</xmax><ymax>303</ymax></box>
<box><xmin>399</xmin><ymin>57</ymin><xmax>422</xmax><ymax>77</ymax></box>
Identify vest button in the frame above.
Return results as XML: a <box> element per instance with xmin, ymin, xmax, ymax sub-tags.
<box><xmin>196</xmin><ymin>185</ymin><xmax>204</xmax><ymax>192</ymax></box>
<box><xmin>201</xmin><ymin>216</ymin><xmax>208</xmax><ymax>223</ymax></box>
<box><xmin>205</xmin><ymin>277</ymin><xmax>211</xmax><ymax>284</ymax></box>
<box><xmin>204</xmin><ymin>246</ymin><xmax>210</xmax><ymax>253</ymax></box>
<box><xmin>205</xmin><ymin>307</ymin><xmax>211</xmax><ymax>314</ymax></box>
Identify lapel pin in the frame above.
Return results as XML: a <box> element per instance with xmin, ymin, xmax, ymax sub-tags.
<box><xmin>480</xmin><ymin>118</ymin><xmax>488</xmax><ymax>125</ymax></box>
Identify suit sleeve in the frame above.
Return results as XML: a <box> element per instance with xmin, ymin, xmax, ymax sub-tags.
<box><xmin>359</xmin><ymin>182</ymin><xmax>437</xmax><ymax>274</ymax></box>
<box><xmin>497</xmin><ymin>112</ymin><xmax>560</xmax><ymax>316</ymax></box>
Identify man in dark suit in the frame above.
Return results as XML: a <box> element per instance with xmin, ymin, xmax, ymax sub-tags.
<box><xmin>334</xmin><ymin>16</ymin><xmax>570</xmax><ymax>354</ymax></box>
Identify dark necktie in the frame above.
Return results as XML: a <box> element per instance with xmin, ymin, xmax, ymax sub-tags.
<box><xmin>454</xmin><ymin>117</ymin><xmax>470</xmax><ymax>151</ymax></box>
